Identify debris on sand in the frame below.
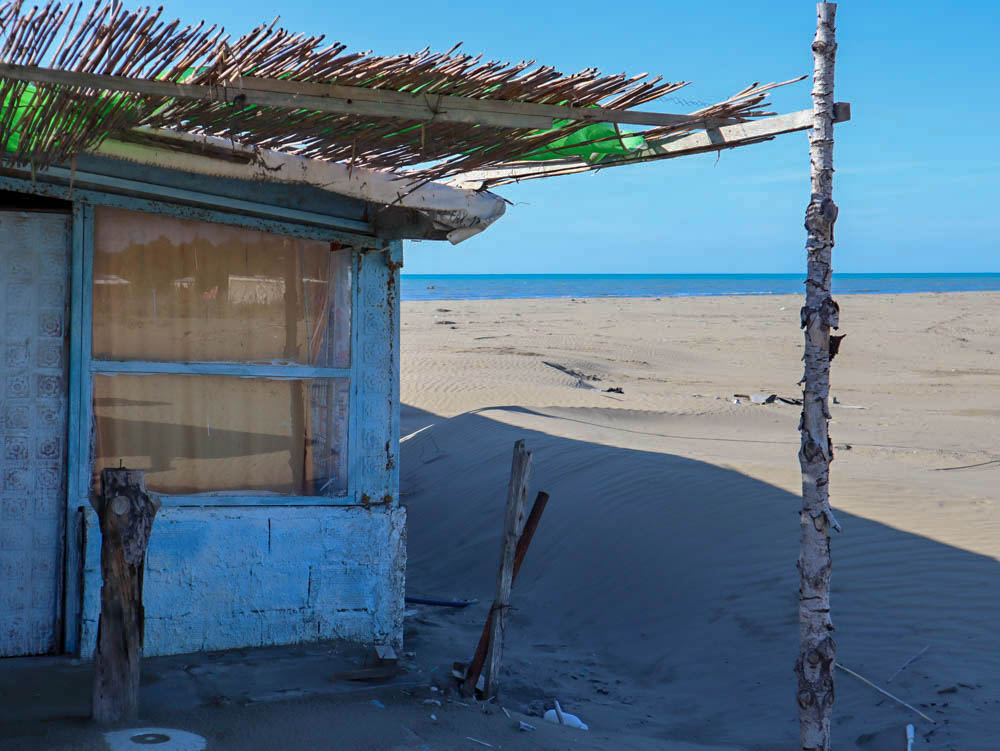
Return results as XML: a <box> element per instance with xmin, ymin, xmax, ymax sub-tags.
<box><xmin>544</xmin><ymin>700</ymin><xmax>588</xmax><ymax>730</ymax></box>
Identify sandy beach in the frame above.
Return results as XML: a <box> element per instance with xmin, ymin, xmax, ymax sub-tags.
<box><xmin>3</xmin><ymin>292</ymin><xmax>997</xmax><ymax>751</ymax></box>
<box><xmin>400</xmin><ymin>292</ymin><xmax>1000</xmax><ymax>750</ymax></box>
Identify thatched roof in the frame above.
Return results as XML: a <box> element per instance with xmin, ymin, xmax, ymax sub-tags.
<box><xmin>0</xmin><ymin>1</ymin><xmax>800</xmax><ymax>185</ymax></box>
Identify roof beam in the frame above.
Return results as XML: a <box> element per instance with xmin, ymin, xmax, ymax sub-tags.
<box><xmin>0</xmin><ymin>63</ymin><xmax>732</xmax><ymax>131</ymax></box>
<box><xmin>233</xmin><ymin>77</ymin><xmax>734</xmax><ymax>129</ymax></box>
<box><xmin>449</xmin><ymin>103</ymin><xmax>851</xmax><ymax>187</ymax></box>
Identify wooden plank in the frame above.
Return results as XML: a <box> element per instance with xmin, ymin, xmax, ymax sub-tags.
<box><xmin>89</xmin><ymin>360</ymin><xmax>352</xmax><ymax>379</ymax></box>
<box><xmin>481</xmin><ymin>440</ymin><xmax>532</xmax><ymax>698</ymax></box>
<box><xmin>450</xmin><ymin>104</ymin><xmax>852</xmax><ymax>187</ymax></box>
<box><xmin>0</xmin><ymin>63</ymin><xmax>545</xmax><ymax>129</ymax></box>
<box><xmin>236</xmin><ymin>77</ymin><xmax>730</xmax><ymax>129</ymax></box>
<box><xmin>64</xmin><ymin>201</ymin><xmax>87</xmax><ymax>655</ymax></box>
<box><xmin>79</xmin><ymin>206</ymin><xmax>95</xmax><ymax>503</ymax></box>
<box><xmin>0</xmin><ymin>63</ymin><xmax>727</xmax><ymax>131</ymax></box>
<box><xmin>91</xmin><ymin>468</ymin><xmax>160</xmax><ymax>725</ymax></box>
<box><xmin>463</xmin><ymin>491</ymin><xmax>549</xmax><ymax>697</ymax></box>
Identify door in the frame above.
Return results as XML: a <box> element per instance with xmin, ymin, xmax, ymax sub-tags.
<box><xmin>0</xmin><ymin>210</ymin><xmax>71</xmax><ymax>656</ymax></box>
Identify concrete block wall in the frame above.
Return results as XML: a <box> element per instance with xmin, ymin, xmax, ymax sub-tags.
<box><xmin>80</xmin><ymin>505</ymin><xmax>405</xmax><ymax>657</ymax></box>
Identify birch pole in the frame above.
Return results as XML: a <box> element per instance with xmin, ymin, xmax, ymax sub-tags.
<box><xmin>797</xmin><ymin>4</ymin><xmax>840</xmax><ymax>750</ymax></box>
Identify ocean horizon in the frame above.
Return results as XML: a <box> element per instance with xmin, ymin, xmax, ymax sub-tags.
<box><xmin>400</xmin><ymin>273</ymin><xmax>1000</xmax><ymax>301</ymax></box>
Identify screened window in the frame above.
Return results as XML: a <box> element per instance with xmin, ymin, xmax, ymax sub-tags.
<box><xmin>93</xmin><ymin>207</ymin><xmax>351</xmax><ymax>366</ymax></box>
<box><xmin>91</xmin><ymin>207</ymin><xmax>353</xmax><ymax>498</ymax></box>
<box><xmin>93</xmin><ymin>375</ymin><xmax>349</xmax><ymax>496</ymax></box>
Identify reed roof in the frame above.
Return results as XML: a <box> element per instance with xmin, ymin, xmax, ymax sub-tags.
<box><xmin>0</xmin><ymin>1</ymin><xmax>799</xmax><ymax>185</ymax></box>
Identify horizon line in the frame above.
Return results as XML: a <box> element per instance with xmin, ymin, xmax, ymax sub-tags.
<box><xmin>400</xmin><ymin>272</ymin><xmax>1000</xmax><ymax>277</ymax></box>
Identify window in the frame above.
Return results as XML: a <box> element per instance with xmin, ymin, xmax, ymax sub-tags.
<box><xmin>91</xmin><ymin>207</ymin><xmax>353</xmax><ymax>498</ymax></box>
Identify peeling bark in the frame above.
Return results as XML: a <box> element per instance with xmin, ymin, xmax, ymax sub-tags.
<box><xmin>797</xmin><ymin>4</ymin><xmax>840</xmax><ymax>750</ymax></box>
<box><xmin>91</xmin><ymin>469</ymin><xmax>160</xmax><ymax>725</ymax></box>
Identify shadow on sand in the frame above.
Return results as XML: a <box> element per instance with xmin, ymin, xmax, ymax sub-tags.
<box><xmin>401</xmin><ymin>403</ymin><xmax>999</xmax><ymax>750</ymax></box>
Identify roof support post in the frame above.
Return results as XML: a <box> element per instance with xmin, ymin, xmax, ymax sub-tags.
<box><xmin>796</xmin><ymin>4</ymin><xmax>840</xmax><ymax>750</ymax></box>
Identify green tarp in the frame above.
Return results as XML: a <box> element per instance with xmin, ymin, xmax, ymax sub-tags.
<box><xmin>2</xmin><ymin>82</ymin><xmax>648</xmax><ymax>165</ymax></box>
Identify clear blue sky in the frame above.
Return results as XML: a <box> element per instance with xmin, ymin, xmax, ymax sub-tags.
<box><xmin>166</xmin><ymin>1</ymin><xmax>996</xmax><ymax>273</ymax></box>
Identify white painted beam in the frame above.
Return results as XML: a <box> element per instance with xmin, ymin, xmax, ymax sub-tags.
<box><xmin>449</xmin><ymin>103</ymin><xmax>851</xmax><ymax>188</ymax></box>
<box><xmin>92</xmin><ymin>128</ymin><xmax>507</xmax><ymax>244</ymax></box>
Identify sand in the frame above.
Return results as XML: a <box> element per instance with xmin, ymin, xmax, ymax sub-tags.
<box><xmin>400</xmin><ymin>292</ymin><xmax>1000</xmax><ymax>750</ymax></box>
<box><xmin>3</xmin><ymin>292</ymin><xmax>997</xmax><ymax>751</ymax></box>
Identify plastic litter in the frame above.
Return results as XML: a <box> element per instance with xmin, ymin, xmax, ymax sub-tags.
<box><xmin>544</xmin><ymin>701</ymin><xmax>588</xmax><ymax>731</ymax></box>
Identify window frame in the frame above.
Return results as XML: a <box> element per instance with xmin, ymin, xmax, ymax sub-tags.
<box><xmin>75</xmin><ymin>199</ymin><xmax>372</xmax><ymax>509</ymax></box>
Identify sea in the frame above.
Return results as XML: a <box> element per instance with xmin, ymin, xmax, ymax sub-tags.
<box><xmin>400</xmin><ymin>273</ymin><xmax>1000</xmax><ymax>301</ymax></box>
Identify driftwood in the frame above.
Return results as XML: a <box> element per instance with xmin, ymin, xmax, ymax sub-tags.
<box><xmin>91</xmin><ymin>468</ymin><xmax>160</xmax><ymax>725</ymax></box>
<box><xmin>796</xmin><ymin>4</ymin><xmax>840</xmax><ymax>750</ymax></box>
<box><xmin>462</xmin><ymin>490</ymin><xmax>549</xmax><ymax>697</ymax></box>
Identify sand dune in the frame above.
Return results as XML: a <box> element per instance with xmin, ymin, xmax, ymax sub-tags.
<box><xmin>400</xmin><ymin>293</ymin><xmax>1000</xmax><ymax>750</ymax></box>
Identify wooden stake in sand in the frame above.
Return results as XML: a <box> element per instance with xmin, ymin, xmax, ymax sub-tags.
<box><xmin>463</xmin><ymin>490</ymin><xmax>549</xmax><ymax>697</ymax></box>
<box><xmin>480</xmin><ymin>440</ymin><xmax>532</xmax><ymax>699</ymax></box>
<box><xmin>796</xmin><ymin>5</ymin><xmax>841</xmax><ymax>750</ymax></box>
<box><xmin>92</xmin><ymin>468</ymin><xmax>160</xmax><ymax>725</ymax></box>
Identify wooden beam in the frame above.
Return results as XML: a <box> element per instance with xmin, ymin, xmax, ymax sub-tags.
<box><xmin>481</xmin><ymin>440</ymin><xmax>532</xmax><ymax>699</ymax></box>
<box><xmin>449</xmin><ymin>104</ymin><xmax>851</xmax><ymax>187</ymax></box>
<box><xmin>632</xmin><ymin>102</ymin><xmax>849</xmax><ymax>161</ymax></box>
<box><xmin>234</xmin><ymin>76</ymin><xmax>732</xmax><ymax>129</ymax></box>
<box><xmin>0</xmin><ymin>63</ymin><xmax>732</xmax><ymax>131</ymax></box>
<box><xmin>462</xmin><ymin>491</ymin><xmax>549</xmax><ymax>697</ymax></box>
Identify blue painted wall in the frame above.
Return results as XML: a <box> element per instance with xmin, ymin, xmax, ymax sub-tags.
<box><xmin>78</xmin><ymin>245</ymin><xmax>407</xmax><ymax>657</ymax></box>
<box><xmin>80</xmin><ymin>505</ymin><xmax>405</xmax><ymax>656</ymax></box>
<box><xmin>2</xmin><ymin>159</ymin><xmax>406</xmax><ymax>658</ymax></box>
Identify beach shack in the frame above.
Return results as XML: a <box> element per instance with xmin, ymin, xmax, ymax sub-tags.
<box><xmin>0</xmin><ymin>2</ymin><xmax>847</xmax><ymax>691</ymax></box>
<box><xmin>2</xmin><ymin>144</ymin><xmax>426</xmax><ymax>658</ymax></box>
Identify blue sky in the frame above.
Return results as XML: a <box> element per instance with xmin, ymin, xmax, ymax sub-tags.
<box><xmin>166</xmin><ymin>1</ymin><xmax>997</xmax><ymax>273</ymax></box>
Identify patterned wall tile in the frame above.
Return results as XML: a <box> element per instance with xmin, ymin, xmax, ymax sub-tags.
<box><xmin>2</xmin><ymin>404</ymin><xmax>29</xmax><ymax>431</ymax></box>
<box><xmin>35</xmin><ymin>342</ymin><xmax>64</xmax><ymax>370</ymax></box>
<box><xmin>4</xmin><ymin>373</ymin><xmax>29</xmax><ymax>399</ymax></box>
<box><xmin>37</xmin><ymin>312</ymin><xmax>63</xmax><ymax>338</ymax></box>
<box><xmin>3</xmin><ymin>344</ymin><xmax>29</xmax><ymax>369</ymax></box>
<box><xmin>3</xmin><ymin>436</ymin><xmax>29</xmax><ymax>462</ymax></box>
<box><xmin>0</xmin><ymin>211</ymin><xmax>70</xmax><ymax>657</ymax></box>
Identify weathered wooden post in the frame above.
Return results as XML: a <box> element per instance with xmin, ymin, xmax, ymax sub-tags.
<box><xmin>797</xmin><ymin>4</ymin><xmax>840</xmax><ymax>750</ymax></box>
<box><xmin>462</xmin><ymin>490</ymin><xmax>549</xmax><ymax>697</ymax></box>
<box><xmin>92</xmin><ymin>468</ymin><xmax>160</xmax><ymax>725</ymax></box>
<box><xmin>481</xmin><ymin>440</ymin><xmax>531</xmax><ymax>698</ymax></box>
